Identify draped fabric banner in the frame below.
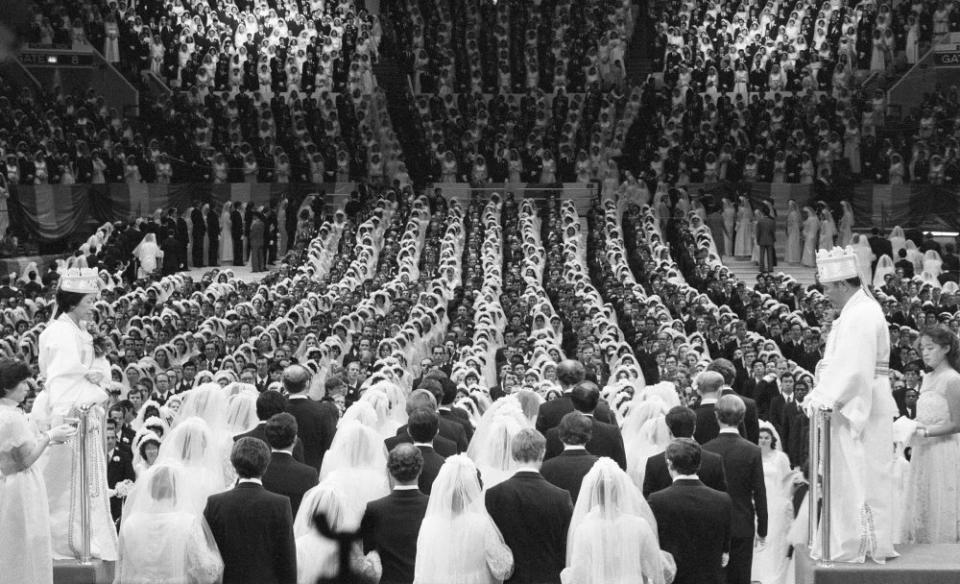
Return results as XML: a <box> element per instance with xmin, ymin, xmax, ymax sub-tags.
<box><xmin>7</xmin><ymin>182</ymin><xmax>355</xmax><ymax>242</ymax></box>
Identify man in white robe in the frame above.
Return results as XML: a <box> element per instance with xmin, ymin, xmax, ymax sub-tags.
<box><xmin>804</xmin><ymin>247</ymin><xmax>898</xmax><ymax>563</ymax></box>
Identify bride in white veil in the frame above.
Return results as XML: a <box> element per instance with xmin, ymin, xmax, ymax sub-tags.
<box><xmin>296</xmin><ymin>420</ymin><xmax>389</xmax><ymax>534</ymax></box>
<box><xmin>467</xmin><ymin>396</ymin><xmax>530</xmax><ymax>488</ymax></box>
<box><xmin>562</xmin><ymin>458</ymin><xmax>673</xmax><ymax>584</ymax></box>
<box><xmin>873</xmin><ymin>254</ymin><xmax>895</xmax><ymax>289</ymax></box>
<box><xmin>752</xmin><ymin>421</ymin><xmax>799</xmax><ymax>584</ymax></box>
<box><xmin>414</xmin><ymin>455</ymin><xmax>514</xmax><ymax>584</ymax></box>
<box><xmin>156</xmin><ymin>417</ymin><xmax>228</xmax><ymax>504</ymax></box>
<box><xmin>115</xmin><ymin>463</ymin><xmax>224</xmax><ymax>584</ymax></box>
<box><xmin>923</xmin><ymin>249</ymin><xmax>943</xmax><ymax>279</ymax></box>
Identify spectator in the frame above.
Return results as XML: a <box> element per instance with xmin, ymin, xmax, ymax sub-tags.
<box><xmin>262</xmin><ymin>413</ymin><xmax>318</xmax><ymax>516</ymax></box>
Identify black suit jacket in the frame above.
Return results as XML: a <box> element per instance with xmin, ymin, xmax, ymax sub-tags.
<box><xmin>535</xmin><ymin>394</ymin><xmax>615</xmax><ymax>434</ymax></box>
<box><xmin>543</xmin><ymin>419</ymin><xmax>627</xmax><ymax>470</ymax></box>
<box><xmin>286</xmin><ymin>396</ymin><xmax>339</xmax><ymax>471</ymax></box>
<box><xmin>204</xmin><ymin>483</ymin><xmax>297</xmax><ymax>584</ymax></box>
<box><xmin>540</xmin><ymin>449</ymin><xmax>599</xmax><ymax>504</ymax></box>
<box><xmin>261</xmin><ymin>452</ymin><xmax>318</xmax><ymax>516</ymax></box>
<box><xmin>439</xmin><ymin>407</ymin><xmax>474</xmax><ymax>442</ymax></box>
<box><xmin>389</xmin><ymin>420</ymin><xmax>464</xmax><ymax>454</ymax></box>
<box><xmin>649</xmin><ymin>479</ymin><xmax>732</xmax><ymax>584</ymax></box>
<box><xmin>234</xmin><ymin>423</ymin><xmax>306</xmax><ymax>463</ymax></box>
<box><xmin>107</xmin><ymin>447</ymin><xmax>136</xmax><ymax>522</ymax></box>
<box><xmin>703</xmin><ymin>433</ymin><xmax>768</xmax><ymax>538</ymax></box>
<box><xmin>695</xmin><ymin>391</ymin><xmax>760</xmax><ymax>444</ymax></box>
<box><xmin>385</xmin><ymin>430</ymin><xmax>457</xmax><ymax>458</ymax></box>
<box><xmin>485</xmin><ymin>471</ymin><xmax>573</xmax><ymax>584</ymax></box>
<box><xmin>642</xmin><ymin>449</ymin><xmax>727</xmax><ymax>498</ymax></box>
<box><xmin>416</xmin><ymin>445</ymin><xmax>445</xmax><ymax>495</ymax></box>
<box><xmin>361</xmin><ymin>489</ymin><xmax>429</xmax><ymax>584</ymax></box>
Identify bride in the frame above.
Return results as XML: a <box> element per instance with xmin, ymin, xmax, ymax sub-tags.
<box><xmin>156</xmin><ymin>417</ymin><xmax>229</xmax><ymax>507</ymax></box>
<box><xmin>903</xmin><ymin>326</ymin><xmax>960</xmax><ymax>543</ymax></box>
<box><xmin>414</xmin><ymin>455</ymin><xmax>514</xmax><ymax>584</ymax></box>
<box><xmin>562</xmin><ymin>457</ymin><xmax>672</xmax><ymax>584</ymax></box>
<box><xmin>752</xmin><ymin>422</ymin><xmax>799</xmax><ymax>584</ymax></box>
<box><xmin>115</xmin><ymin>463</ymin><xmax>223</xmax><ymax>584</ymax></box>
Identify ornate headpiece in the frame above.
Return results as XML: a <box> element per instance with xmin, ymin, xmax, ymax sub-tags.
<box><xmin>59</xmin><ymin>268</ymin><xmax>101</xmax><ymax>294</ymax></box>
<box><xmin>816</xmin><ymin>246</ymin><xmax>858</xmax><ymax>283</ymax></box>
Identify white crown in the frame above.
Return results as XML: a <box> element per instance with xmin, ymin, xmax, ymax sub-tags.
<box><xmin>816</xmin><ymin>246</ymin><xmax>859</xmax><ymax>283</ymax></box>
<box><xmin>59</xmin><ymin>268</ymin><xmax>101</xmax><ymax>294</ymax></box>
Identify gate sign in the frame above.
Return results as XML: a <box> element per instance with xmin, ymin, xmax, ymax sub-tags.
<box><xmin>19</xmin><ymin>51</ymin><xmax>94</xmax><ymax>67</ymax></box>
<box><xmin>935</xmin><ymin>50</ymin><xmax>960</xmax><ymax>67</ymax></box>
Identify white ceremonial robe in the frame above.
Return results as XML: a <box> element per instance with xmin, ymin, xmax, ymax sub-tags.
<box><xmin>35</xmin><ymin>314</ymin><xmax>118</xmax><ymax>561</ymax></box>
<box><xmin>808</xmin><ymin>289</ymin><xmax>898</xmax><ymax>563</ymax></box>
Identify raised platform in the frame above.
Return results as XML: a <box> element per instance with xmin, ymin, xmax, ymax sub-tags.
<box><xmin>795</xmin><ymin>544</ymin><xmax>960</xmax><ymax>584</ymax></box>
<box><xmin>53</xmin><ymin>559</ymin><xmax>114</xmax><ymax>584</ymax></box>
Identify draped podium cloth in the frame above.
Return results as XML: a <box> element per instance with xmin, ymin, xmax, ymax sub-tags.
<box><xmin>35</xmin><ymin>314</ymin><xmax>118</xmax><ymax>561</ymax></box>
<box><xmin>807</xmin><ymin>289</ymin><xmax>898</xmax><ymax>563</ymax></box>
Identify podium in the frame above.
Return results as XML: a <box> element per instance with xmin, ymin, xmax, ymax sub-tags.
<box><xmin>53</xmin><ymin>560</ymin><xmax>114</xmax><ymax>584</ymax></box>
<box><xmin>795</xmin><ymin>544</ymin><xmax>960</xmax><ymax>584</ymax></box>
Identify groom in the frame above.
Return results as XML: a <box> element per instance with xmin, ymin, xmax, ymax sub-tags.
<box><xmin>803</xmin><ymin>247</ymin><xmax>898</xmax><ymax>563</ymax></box>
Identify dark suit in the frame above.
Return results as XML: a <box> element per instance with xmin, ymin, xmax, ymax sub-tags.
<box><xmin>439</xmin><ymin>406</ymin><xmax>474</xmax><ymax>442</ymax></box>
<box><xmin>206</xmin><ymin>209</ymin><xmax>220</xmax><ymax>266</ymax></box>
<box><xmin>230</xmin><ymin>209</ymin><xmax>244</xmax><ymax>266</ymax></box>
<box><xmin>642</xmin><ymin>449</ymin><xmax>727</xmax><ymax>498</ymax></box>
<box><xmin>107</xmin><ymin>447</ymin><xmax>136</xmax><ymax>525</ymax></box>
<box><xmin>756</xmin><ymin>215</ymin><xmax>776</xmax><ymax>272</ymax></box>
<box><xmin>261</xmin><ymin>451</ymin><xmax>318</xmax><ymax>516</ymax></box>
<box><xmin>540</xmin><ymin>449</ymin><xmax>598</xmax><ymax>503</ymax></box>
<box><xmin>286</xmin><ymin>396</ymin><xmax>339</xmax><ymax>471</ymax></box>
<box><xmin>190</xmin><ymin>207</ymin><xmax>205</xmax><ymax>267</ymax></box>
<box><xmin>361</xmin><ymin>489</ymin><xmax>430</xmax><ymax>584</ymax></box>
<box><xmin>204</xmin><ymin>482</ymin><xmax>297</xmax><ymax>584</ymax></box>
<box><xmin>415</xmin><ymin>444</ymin><xmax>445</xmax><ymax>495</ymax></box>
<box><xmin>234</xmin><ymin>422</ymin><xmax>306</xmax><ymax>463</ymax></box>
<box><xmin>390</xmin><ymin>418</ymin><xmax>467</xmax><ymax>453</ymax></box>
<box><xmin>535</xmin><ymin>394</ymin><xmax>615</xmax><ymax>434</ymax></box>
<box><xmin>486</xmin><ymin>471</ymin><xmax>573</xmax><ymax>584</ymax></box>
<box><xmin>543</xmin><ymin>419</ymin><xmax>627</xmax><ymax>470</ymax></box>
<box><xmin>385</xmin><ymin>429</ymin><xmax>457</xmax><ymax>458</ymax></box>
<box><xmin>703</xmin><ymin>432</ymin><xmax>768</xmax><ymax>584</ymax></box>
<box><xmin>649</xmin><ymin>479</ymin><xmax>732</xmax><ymax>584</ymax></box>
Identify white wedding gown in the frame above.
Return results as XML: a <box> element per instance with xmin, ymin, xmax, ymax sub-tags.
<box><xmin>752</xmin><ymin>449</ymin><xmax>794</xmax><ymax>584</ymax></box>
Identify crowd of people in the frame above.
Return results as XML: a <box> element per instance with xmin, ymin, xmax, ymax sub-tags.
<box><xmin>0</xmin><ymin>176</ymin><xmax>957</xmax><ymax>584</ymax></box>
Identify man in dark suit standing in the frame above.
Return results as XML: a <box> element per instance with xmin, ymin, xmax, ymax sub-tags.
<box><xmin>234</xmin><ymin>390</ymin><xmax>306</xmax><ymax>462</ymax></box>
<box><xmin>868</xmin><ymin>227</ymin><xmax>893</xmax><ymax>273</ymax></box>
<box><xmin>204</xmin><ymin>438</ymin><xmax>297</xmax><ymax>584</ymax></box>
<box><xmin>756</xmin><ymin>210</ymin><xmax>776</xmax><ymax>273</ymax></box>
<box><xmin>540</xmin><ymin>412</ymin><xmax>599</xmax><ymax>504</ymax></box>
<box><xmin>190</xmin><ymin>204</ymin><xmax>206</xmax><ymax>267</ymax></box>
<box><xmin>230</xmin><ymin>202</ymin><xmax>244</xmax><ymax>266</ymax></box>
<box><xmin>387</xmin><ymin>389</ymin><xmax>466</xmax><ymax>455</ymax></box>
<box><xmin>406</xmin><ymin>409</ymin><xmax>446</xmax><ymax>495</ymax></box>
<box><xmin>536</xmin><ymin>360</ymin><xmax>615</xmax><ymax>434</ymax></box>
<box><xmin>708</xmin><ymin>359</ymin><xmax>760</xmax><ymax>444</ymax></box>
<box><xmin>648</xmin><ymin>439</ymin><xmax>732</xmax><ymax>584</ymax></box>
<box><xmin>693</xmin><ymin>371</ymin><xmax>727</xmax><ymax>445</ymax></box>
<box><xmin>172</xmin><ymin>207</ymin><xmax>189</xmax><ymax>271</ymax></box>
<box><xmin>703</xmin><ymin>395</ymin><xmax>767</xmax><ymax>584</ymax></box>
<box><xmin>486</xmin><ymin>429</ymin><xmax>573</xmax><ymax>584</ymax></box>
<box><xmin>361</xmin><ymin>444</ymin><xmax>430</xmax><ymax>584</ymax></box>
<box><xmin>160</xmin><ymin>230</ymin><xmax>182</xmax><ymax>276</ymax></box>
<box><xmin>543</xmin><ymin>382</ymin><xmax>626</xmax><ymax>469</ymax></box>
<box><xmin>283</xmin><ymin>365</ymin><xmax>339</xmax><ymax>471</ymax></box>
<box><xmin>249</xmin><ymin>210</ymin><xmax>266</xmax><ymax>272</ymax></box>
<box><xmin>643</xmin><ymin>406</ymin><xmax>727</xmax><ymax>497</ymax></box>
<box><xmin>106</xmin><ymin>418</ymin><xmax>136</xmax><ymax>527</ymax></box>
<box><xmin>206</xmin><ymin>203</ymin><xmax>220</xmax><ymax>267</ymax></box>
<box><xmin>262</xmin><ymin>413</ymin><xmax>318</xmax><ymax>516</ymax></box>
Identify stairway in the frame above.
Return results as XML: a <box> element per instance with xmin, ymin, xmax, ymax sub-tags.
<box><xmin>372</xmin><ymin>56</ymin><xmax>431</xmax><ymax>187</ymax></box>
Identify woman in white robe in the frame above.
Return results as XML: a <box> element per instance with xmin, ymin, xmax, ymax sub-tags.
<box><xmin>923</xmin><ymin>250</ymin><xmax>943</xmax><ymax>280</ymax></box>
<box><xmin>851</xmin><ymin>234</ymin><xmax>874</xmax><ymax>285</ymax></box>
<box><xmin>466</xmin><ymin>396</ymin><xmax>531</xmax><ymax>489</ymax></box>
<box><xmin>115</xmin><ymin>463</ymin><xmax>223</xmax><ymax>584</ymax></box>
<box><xmin>734</xmin><ymin>197</ymin><xmax>753</xmax><ymax>257</ymax></box>
<box><xmin>838</xmin><ymin>201</ymin><xmax>854</xmax><ymax>247</ymax></box>
<box><xmin>785</xmin><ymin>200</ymin><xmax>802</xmax><ymax>264</ymax></box>
<box><xmin>220</xmin><ymin>203</ymin><xmax>233</xmax><ymax>264</ymax></box>
<box><xmin>905</xmin><ymin>240</ymin><xmax>924</xmax><ymax>274</ymax></box>
<box><xmin>889</xmin><ymin>225</ymin><xmax>906</xmax><ymax>259</ymax></box>
<box><xmin>133</xmin><ymin>233</ymin><xmax>163</xmax><ymax>278</ymax></box>
<box><xmin>873</xmin><ymin>255</ymin><xmax>895</xmax><ymax>289</ymax></box>
<box><xmin>801</xmin><ymin>207</ymin><xmax>819</xmax><ymax>267</ymax></box>
<box><xmin>818</xmin><ymin>208</ymin><xmax>837</xmax><ymax>250</ymax></box>
<box><xmin>35</xmin><ymin>285</ymin><xmax>118</xmax><ymax>561</ymax></box>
